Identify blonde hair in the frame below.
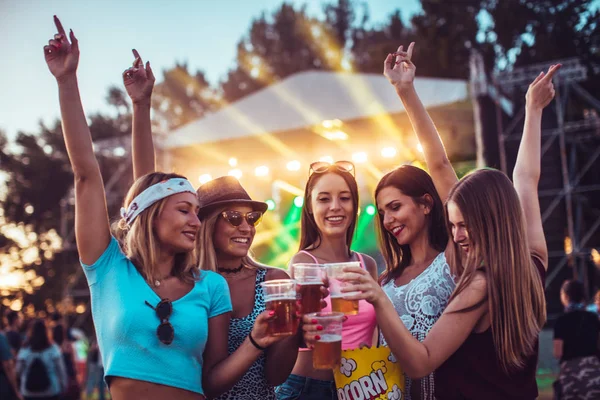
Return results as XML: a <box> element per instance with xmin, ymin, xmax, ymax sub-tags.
<box><xmin>197</xmin><ymin>205</ymin><xmax>267</xmax><ymax>272</ymax></box>
<box><xmin>113</xmin><ymin>172</ymin><xmax>199</xmax><ymax>285</ymax></box>
<box><xmin>446</xmin><ymin>169</ymin><xmax>546</xmax><ymax>373</ymax></box>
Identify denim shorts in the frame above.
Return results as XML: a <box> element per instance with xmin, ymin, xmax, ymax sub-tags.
<box><xmin>275</xmin><ymin>374</ymin><xmax>337</xmax><ymax>400</ymax></box>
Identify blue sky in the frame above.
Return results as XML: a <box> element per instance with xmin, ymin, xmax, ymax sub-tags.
<box><xmin>0</xmin><ymin>0</ymin><xmax>421</xmax><ymax>141</ymax></box>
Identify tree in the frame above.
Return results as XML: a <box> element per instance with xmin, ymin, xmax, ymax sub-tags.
<box><xmin>484</xmin><ymin>0</ymin><xmax>599</xmax><ymax>68</ymax></box>
<box><xmin>152</xmin><ymin>63</ymin><xmax>220</xmax><ymax>131</ymax></box>
<box><xmin>0</xmin><ymin>88</ymin><xmax>134</xmax><ymax>312</ymax></box>
<box><xmin>409</xmin><ymin>0</ymin><xmax>482</xmax><ymax>79</ymax></box>
<box><xmin>351</xmin><ymin>10</ymin><xmax>413</xmax><ymax>73</ymax></box>
<box><xmin>220</xmin><ymin>3</ymin><xmax>346</xmax><ymax>102</ymax></box>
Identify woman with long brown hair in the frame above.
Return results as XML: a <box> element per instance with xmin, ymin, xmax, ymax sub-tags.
<box><xmin>305</xmin><ymin>43</ymin><xmax>558</xmax><ymax>399</ymax></box>
<box><xmin>276</xmin><ymin>161</ymin><xmax>379</xmax><ymax>400</ymax></box>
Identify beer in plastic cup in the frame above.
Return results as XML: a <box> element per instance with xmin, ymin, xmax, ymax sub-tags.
<box><xmin>308</xmin><ymin>312</ymin><xmax>344</xmax><ymax>369</ymax></box>
<box><xmin>261</xmin><ymin>279</ymin><xmax>299</xmax><ymax>336</ymax></box>
<box><xmin>292</xmin><ymin>263</ymin><xmax>324</xmax><ymax>314</ymax></box>
<box><xmin>325</xmin><ymin>262</ymin><xmax>360</xmax><ymax>315</ymax></box>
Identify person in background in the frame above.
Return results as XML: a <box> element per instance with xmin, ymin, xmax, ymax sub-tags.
<box><xmin>16</xmin><ymin>318</ymin><xmax>67</xmax><ymax>400</ymax></box>
<box><xmin>553</xmin><ymin>280</ymin><xmax>600</xmax><ymax>399</ymax></box>
<box><xmin>84</xmin><ymin>340</ymin><xmax>105</xmax><ymax>400</ymax></box>
<box><xmin>1</xmin><ymin>329</ymin><xmax>22</xmax><ymax>400</ymax></box>
<box><xmin>52</xmin><ymin>326</ymin><xmax>80</xmax><ymax>400</ymax></box>
<box><xmin>5</xmin><ymin>311</ymin><xmax>23</xmax><ymax>357</ymax></box>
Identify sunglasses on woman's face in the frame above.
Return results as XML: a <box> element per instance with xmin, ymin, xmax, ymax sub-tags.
<box><xmin>221</xmin><ymin>210</ymin><xmax>263</xmax><ymax>227</ymax></box>
<box><xmin>145</xmin><ymin>299</ymin><xmax>174</xmax><ymax>345</ymax></box>
<box><xmin>309</xmin><ymin>160</ymin><xmax>355</xmax><ymax>177</ymax></box>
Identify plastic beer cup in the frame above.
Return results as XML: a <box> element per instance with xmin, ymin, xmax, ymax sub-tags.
<box><xmin>308</xmin><ymin>311</ymin><xmax>344</xmax><ymax>369</ymax></box>
<box><xmin>324</xmin><ymin>262</ymin><xmax>360</xmax><ymax>315</ymax></box>
<box><xmin>292</xmin><ymin>263</ymin><xmax>324</xmax><ymax>314</ymax></box>
<box><xmin>260</xmin><ymin>279</ymin><xmax>299</xmax><ymax>336</ymax></box>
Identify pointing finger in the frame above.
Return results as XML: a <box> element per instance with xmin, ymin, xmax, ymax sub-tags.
<box><xmin>406</xmin><ymin>42</ymin><xmax>415</xmax><ymax>59</ymax></box>
<box><xmin>54</xmin><ymin>15</ymin><xmax>66</xmax><ymax>36</ymax></box>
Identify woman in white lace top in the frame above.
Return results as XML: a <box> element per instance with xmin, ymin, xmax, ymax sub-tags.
<box><xmin>372</xmin><ymin>42</ymin><xmax>461</xmax><ymax>400</ymax></box>
<box><xmin>374</xmin><ymin>164</ymin><xmax>456</xmax><ymax>400</ymax></box>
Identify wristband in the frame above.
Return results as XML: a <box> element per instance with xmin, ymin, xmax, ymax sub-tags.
<box><xmin>248</xmin><ymin>332</ymin><xmax>266</xmax><ymax>351</ymax></box>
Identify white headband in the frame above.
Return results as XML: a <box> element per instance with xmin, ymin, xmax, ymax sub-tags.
<box><xmin>120</xmin><ymin>178</ymin><xmax>196</xmax><ymax>226</ymax></box>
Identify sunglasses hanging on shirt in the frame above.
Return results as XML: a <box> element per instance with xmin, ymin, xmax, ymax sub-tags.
<box><xmin>145</xmin><ymin>299</ymin><xmax>174</xmax><ymax>345</ymax></box>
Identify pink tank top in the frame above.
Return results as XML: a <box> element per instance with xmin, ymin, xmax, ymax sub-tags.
<box><xmin>297</xmin><ymin>250</ymin><xmax>377</xmax><ymax>351</ymax></box>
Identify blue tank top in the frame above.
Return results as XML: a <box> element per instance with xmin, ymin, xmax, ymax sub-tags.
<box><xmin>215</xmin><ymin>268</ymin><xmax>276</xmax><ymax>400</ymax></box>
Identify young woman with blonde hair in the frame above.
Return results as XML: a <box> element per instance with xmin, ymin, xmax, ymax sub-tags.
<box><xmin>45</xmin><ymin>16</ymin><xmax>280</xmax><ymax>400</ymax></box>
<box><xmin>305</xmin><ymin>43</ymin><xmax>557</xmax><ymax>399</ymax></box>
<box><xmin>123</xmin><ymin>52</ymin><xmax>298</xmax><ymax>399</ymax></box>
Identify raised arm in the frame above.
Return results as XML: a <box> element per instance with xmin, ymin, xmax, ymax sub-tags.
<box><xmin>123</xmin><ymin>49</ymin><xmax>156</xmax><ymax>179</ymax></box>
<box><xmin>513</xmin><ymin>64</ymin><xmax>561</xmax><ymax>269</ymax></box>
<box><xmin>44</xmin><ymin>16</ymin><xmax>110</xmax><ymax>265</ymax></box>
<box><xmin>384</xmin><ymin>43</ymin><xmax>458</xmax><ymax>202</ymax></box>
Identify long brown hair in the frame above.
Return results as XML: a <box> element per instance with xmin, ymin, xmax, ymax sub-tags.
<box><xmin>197</xmin><ymin>204</ymin><xmax>268</xmax><ymax>272</ymax></box>
<box><xmin>375</xmin><ymin>165</ymin><xmax>448</xmax><ymax>285</ymax></box>
<box><xmin>298</xmin><ymin>169</ymin><xmax>359</xmax><ymax>255</ymax></box>
<box><xmin>26</xmin><ymin>318</ymin><xmax>52</xmax><ymax>352</ymax></box>
<box><xmin>446</xmin><ymin>169</ymin><xmax>546</xmax><ymax>373</ymax></box>
<box><xmin>113</xmin><ymin>172</ymin><xmax>199</xmax><ymax>285</ymax></box>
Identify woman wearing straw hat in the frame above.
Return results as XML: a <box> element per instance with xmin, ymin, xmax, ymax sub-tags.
<box><xmin>45</xmin><ymin>16</ymin><xmax>281</xmax><ymax>400</ymax></box>
<box><xmin>124</xmin><ymin>53</ymin><xmax>300</xmax><ymax>399</ymax></box>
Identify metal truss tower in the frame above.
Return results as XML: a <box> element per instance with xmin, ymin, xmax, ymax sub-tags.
<box><xmin>491</xmin><ymin>58</ymin><xmax>600</xmax><ymax>317</ymax></box>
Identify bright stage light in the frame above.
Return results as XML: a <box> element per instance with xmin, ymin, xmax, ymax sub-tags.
<box><xmin>352</xmin><ymin>152</ymin><xmax>367</xmax><ymax>163</ymax></box>
<box><xmin>228</xmin><ymin>169</ymin><xmax>243</xmax><ymax>180</ymax></box>
<box><xmin>322</xmin><ymin>130</ymin><xmax>348</xmax><ymax>141</ymax></box>
<box><xmin>417</xmin><ymin>143</ymin><xmax>424</xmax><ymax>153</ymax></box>
<box><xmin>365</xmin><ymin>204</ymin><xmax>377</xmax><ymax>216</ymax></box>
<box><xmin>381</xmin><ymin>147</ymin><xmax>397</xmax><ymax>158</ymax></box>
<box><xmin>293</xmin><ymin>196</ymin><xmax>304</xmax><ymax>208</ymax></box>
<box><xmin>319</xmin><ymin>156</ymin><xmax>334</xmax><ymax>164</ymax></box>
<box><xmin>255</xmin><ymin>165</ymin><xmax>269</xmax><ymax>177</ymax></box>
<box><xmin>287</xmin><ymin>160</ymin><xmax>301</xmax><ymax>171</ymax></box>
<box><xmin>229</xmin><ymin>157</ymin><xmax>238</xmax><ymax>167</ymax></box>
<box><xmin>198</xmin><ymin>174</ymin><xmax>212</xmax><ymax>185</ymax></box>
<box><xmin>266</xmin><ymin>199</ymin><xmax>276</xmax><ymax>211</ymax></box>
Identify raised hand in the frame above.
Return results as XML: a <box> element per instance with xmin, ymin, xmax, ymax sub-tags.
<box><xmin>123</xmin><ymin>49</ymin><xmax>155</xmax><ymax>105</ymax></box>
<box><xmin>383</xmin><ymin>42</ymin><xmax>416</xmax><ymax>93</ymax></box>
<box><xmin>526</xmin><ymin>64</ymin><xmax>561</xmax><ymax>111</ymax></box>
<box><xmin>43</xmin><ymin>16</ymin><xmax>79</xmax><ymax>81</ymax></box>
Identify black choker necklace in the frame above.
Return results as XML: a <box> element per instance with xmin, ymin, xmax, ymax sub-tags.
<box><xmin>218</xmin><ymin>265</ymin><xmax>244</xmax><ymax>274</ymax></box>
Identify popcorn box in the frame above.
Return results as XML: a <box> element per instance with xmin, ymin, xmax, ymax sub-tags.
<box><xmin>333</xmin><ymin>346</ymin><xmax>406</xmax><ymax>400</ymax></box>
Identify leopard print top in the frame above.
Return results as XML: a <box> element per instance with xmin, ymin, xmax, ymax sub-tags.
<box><xmin>215</xmin><ymin>268</ymin><xmax>276</xmax><ymax>400</ymax></box>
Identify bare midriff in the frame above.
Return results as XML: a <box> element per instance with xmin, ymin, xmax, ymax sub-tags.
<box><xmin>291</xmin><ymin>351</ymin><xmax>335</xmax><ymax>381</ymax></box>
<box><xmin>109</xmin><ymin>377</ymin><xmax>205</xmax><ymax>400</ymax></box>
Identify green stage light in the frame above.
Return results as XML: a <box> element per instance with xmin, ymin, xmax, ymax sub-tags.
<box><xmin>266</xmin><ymin>199</ymin><xmax>276</xmax><ymax>211</ymax></box>
<box><xmin>293</xmin><ymin>196</ymin><xmax>304</xmax><ymax>208</ymax></box>
<box><xmin>365</xmin><ymin>204</ymin><xmax>377</xmax><ymax>216</ymax></box>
